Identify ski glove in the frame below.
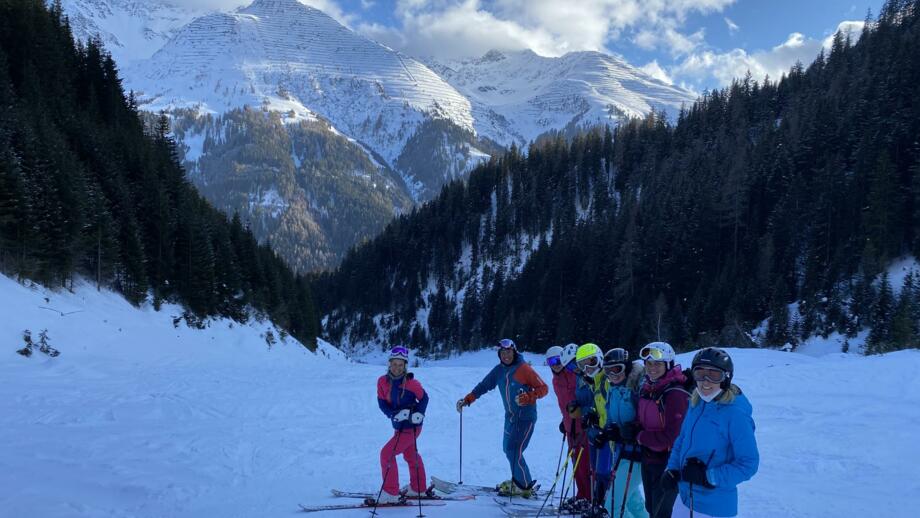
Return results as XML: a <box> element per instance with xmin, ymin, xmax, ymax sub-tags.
<box><xmin>515</xmin><ymin>392</ymin><xmax>537</xmax><ymax>406</ymax></box>
<box><xmin>393</xmin><ymin>409</ymin><xmax>411</xmax><ymax>422</ymax></box>
<box><xmin>681</xmin><ymin>457</ymin><xmax>715</xmax><ymax>488</ymax></box>
<box><xmin>589</xmin><ymin>426</ymin><xmax>608</xmax><ymax>448</ymax></box>
<box><xmin>456</xmin><ymin>393</ymin><xmax>475</xmax><ymax>412</ymax></box>
<box><xmin>559</xmin><ymin>421</ymin><xmax>566</xmax><ymax>435</ymax></box>
<box><xmin>411</xmin><ymin>412</ymin><xmax>424</xmax><ymax>425</ymax></box>
<box><xmin>660</xmin><ymin>470</ymin><xmax>680</xmax><ymax>492</ymax></box>
<box><xmin>581</xmin><ymin>412</ymin><xmax>599</xmax><ymax>429</ymax></box>
<box><xmin>566</xmin><ymin>401</ymin><xmax>582</xmax><ymax>419</ymax></box>
<box><xmin>603</xmin><ymin>423</ymin><xmax>623</xmax><ymax>444</ymax></box>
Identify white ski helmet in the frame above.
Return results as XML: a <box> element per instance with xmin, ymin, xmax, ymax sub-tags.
<box><xmin>560</xmin><ymin>343</ymin><xmax>579</xmax><ymax>368</ymax></box>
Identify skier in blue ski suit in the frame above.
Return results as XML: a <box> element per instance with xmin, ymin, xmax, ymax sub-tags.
<box><xmin>664</xmin><ymin>348</ymin><xmax>758</xmax><ymax>518</ymax></box>
<box><xmin>457</xmin><ymin>339</ymin><xmax>548</xmax><ymax>492</ymax></box>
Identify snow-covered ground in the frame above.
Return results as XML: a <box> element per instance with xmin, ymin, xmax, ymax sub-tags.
<box><xmin>1</xmin><ymin>274</ymin><xmax>917</xmax><ymax>517</ymax></box>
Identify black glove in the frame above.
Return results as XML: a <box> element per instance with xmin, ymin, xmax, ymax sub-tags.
<box><xmin>559</xmin><ymin>421</ymin><xmax>566</xmax><ymax>435</ymax></box>
<box><xmin>620</xmin><ymin>422</ymin><xmax>639</xmax><ymax>442</ymax></box>
<box><xmin>581</xmin><ymin>412</ymin><xmax>599</xmax><ymax>429</ymax></box>
<box><xmin>660</xmin><ymin>469</ymin><xmax>680</xmax><ymax>492</ymax></box>
<box><xmin>604</xmin><ymin>423</ymin><xmax>623</xmax><ymax>444</ymax></box>
<box><xmin>681</xmin><ymin>458</ymin><xmax>715</xmax><ymax>488</ymax></box>
<box><xmin>589</xmin><ymin>426</ymin><xmax>607</xmax><ymax>448</ymax></box>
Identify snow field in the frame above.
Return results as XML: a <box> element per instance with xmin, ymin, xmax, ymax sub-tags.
<box><xmin>1</xmin><ymin>274</ymin><xmax>918</xmax><ymax>517</ymax></box>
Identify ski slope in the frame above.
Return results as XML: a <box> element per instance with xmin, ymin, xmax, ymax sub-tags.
<box><xmin>1</xmin><ymin>274</ymin><xmax>917</xmax><ymax>517</ymax></box>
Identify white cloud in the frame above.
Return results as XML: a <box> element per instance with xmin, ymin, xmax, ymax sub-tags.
<box><xmin>640</xmin><ymin>60</ymin><xmax>674</xmax><ymax>85</ymax></box>
<box><xmin>355</xmin><ymin>0</ymin><xmax>736</xmax><ymax>60</ymax></box>
<box><xmin>724</xmin><ymin>16</ymin><xmax>739</xmax><ymax>33</ymax></box>
<box><xmin>671</xmin><ymin>20</ymin><xmax>865</xmax><ymax>89</ymax></box>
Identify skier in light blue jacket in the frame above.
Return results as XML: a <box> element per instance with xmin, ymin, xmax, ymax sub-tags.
<box><xmin>601</xmin><ymin>348</ymin><xmax>647</xmax><ymax>518</ymax></box>
<box><xmin>663</xmin><ymin>348</ymin><xmax>759</xmax><ymax>518</ymax></box>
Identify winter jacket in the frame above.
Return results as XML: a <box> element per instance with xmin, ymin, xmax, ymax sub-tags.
<box><xmin>605</xmin><ymin>363</ymin><xmax>644</xmax><ymax>462</ymax></box>
<box><xmin>575</xmin><ymin>371</ymin><xmax>609</xmax><ymax>445</ymax></box>
<box><xmin>551</xmin><ymin>368</ymin><xmax>584</xmax><ymax>437</ymax></box>
<box><xmin>468</xmin><ymin>354</ymin><xmax>548</xmax><ymax>423</ymax></box>
<box><xmin>667</xmin><ymin>387</ymin><xmax>759</xmax><ymax>517</ymax></box>
<box><xmin>636</xmin><ymin>365</ymin><xmax>690</xmax><ymax>464</ymax></box>
<box><xmin>377</xmin><ymin>372</ymin><xmax>429</xmax><ymax>430</ymax></box>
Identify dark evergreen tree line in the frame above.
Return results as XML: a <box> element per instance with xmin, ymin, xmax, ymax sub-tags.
<box><xmin>316</xmin><ymin>0</ymin><xmax>920</xmax><ymax>356</ymax></box>
<box><xmin>0</xmin><ymin>0</ymin><xmax>318</xmax><ymax>348</ymax></box>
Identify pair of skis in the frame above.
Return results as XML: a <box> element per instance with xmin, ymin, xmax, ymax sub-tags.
<box><xmin>298</xmin><ymin>485</ymin><xmax>472</xmax><ymax>513</ymax></box>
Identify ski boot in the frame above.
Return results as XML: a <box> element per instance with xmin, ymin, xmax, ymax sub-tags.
<box><xmin>376</xmin><ymin>491</ymin><xmax>403</xmax><ymax>505</ymax></box>
<box><xmin>581</xmin><ymin>504</ymin><xmax>610</xmax><ymax>518</ymax></box>
<box><xmin>497</xmin><ymin>479</ymin><xmax>536</xmax><ymax>498</ymax></box>
<box><xmin>561</xmin><ymin>497</ymin><xmax>592</xmax><ymax>514</ymax></box>
<box><xmin>400</xmin><ymin>484</ymin><xmax>428</xmax><ymax>498</ymax></box>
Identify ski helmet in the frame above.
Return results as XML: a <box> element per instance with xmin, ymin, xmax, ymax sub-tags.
<box><xmin>575</xmin><ymin>343</ymin><xmax>603</xmax><ymax>376</ymax></box>
<box><xmin>603</xmin><ymin>348</ymin><xmax>630</xmax><ymax>376</ymax></box>
<box><xmin>545</xmin><ymin>345</ymin><xmax>564</xmax><ymax>367</ymax></box>
<box><xmin>388</xmin><ymin>346</ymin><xmax>410</xmax><ymax>363</ymax></box>
<box><xmin>691</xmin><ymin>347</ymin><xmax>734</xmax><ymax>389</ymax></box>
<box><xmin>560</xmin><ymin>343</ymin><xmax>579</xmax><ymax>371</ymax></box>
<box><xmin>639</xmin><ymin>341</ymin><xmax>676</xmax><ymax>368</ymax></box>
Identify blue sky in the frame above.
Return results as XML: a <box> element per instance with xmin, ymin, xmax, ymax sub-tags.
<box><xmin>299</xmin><ymin>0</ymin><xmax>883</xmax><ymax>94</ymax></box>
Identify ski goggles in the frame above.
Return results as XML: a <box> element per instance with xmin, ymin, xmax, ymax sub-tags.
<box><xmin>498</xmin><ymin>338</ymin><xmax>516</xmax><ymax>350</ymax></box>
<box><xmin>388</xmin><ymin>346</ymin><xmax>409</xmax><ymax>362</ymax></box>
<box><xmin>576</xmin><ymin>356</ymin><xmax>600</xmax><ymax>370</ymax></box>
<box><xmin>546</xmin><ymin>356</ymin><xmax>562</xmax><ymax>367</ymax></box>
<box><xmin>692</xmin><ymin>366</ymin><xmax>727</xmax><ymax>383</ymax></box>
<box><xmin>639</xmin><ymin>346</ymin><xmax>668</xmax><ymax>362</ymax></box>
<box><xmin>604</xmin><ymin>363</ymin><xmax>627</xmax><ymax>376</ymax></box>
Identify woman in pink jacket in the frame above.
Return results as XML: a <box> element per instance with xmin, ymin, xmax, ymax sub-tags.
<box><xmin>376</xmin><ymin>346</ymin><xmax>429</xmax><ymax>503</ymax></box>
<box><xmin>546</xmin><ymin>344</ymin><xmax>591</xmax><ymax>508</ymax></box>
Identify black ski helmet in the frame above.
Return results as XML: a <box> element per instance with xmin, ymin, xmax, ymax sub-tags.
<box><xmin>603</xmin><ymin>348</ymin><xmax>631</xmax><ymax>377</ymax></box>
<box><xmin>691</xmin><ymin>347</ymin><xmax>734</xmax><ymax>389</ymax></box>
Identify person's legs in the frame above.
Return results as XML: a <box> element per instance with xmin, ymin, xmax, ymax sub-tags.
<box><xmin>380</xmin><ymin>432</ymin><xmax>402</xmax><ymax>496</ymax></box>
<box><xmin>401</xmin><ymin>427</ymin><xmax>427</xmax><ymax>493</ymax></box>
<box><xmin>671</xmin><ymin>496</ymin><xmax>719</xmax><ymax>518</ymax></box>
<box><xmin>503</xmin><ymin>419</ymin><xmax>536</xmax><ymax>488</ymax></box>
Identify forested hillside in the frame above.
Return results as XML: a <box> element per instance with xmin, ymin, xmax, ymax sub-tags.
<box><xmin>0</xmin><ymin>0</ymin><xmax>319</xmax><ymax>347</ymax></box>
<box><xmin>317</xmin><ymin>0</ymin><xmax>920</xmax><ymax>356</ymax></box>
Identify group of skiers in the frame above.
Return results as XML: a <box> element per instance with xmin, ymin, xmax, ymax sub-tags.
<box><xmin>375</xmin><ymin>339</ymin><xmax>759</xmax><ymax>518</ymax></box>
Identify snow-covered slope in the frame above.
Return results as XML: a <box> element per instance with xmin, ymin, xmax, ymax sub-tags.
<box><xmin>125</xmin><ymin>0</ymin><xmax>474</xmax><ymax>170</ymax></box>
<box><xmin>425</xmin><ymin>49</ymin><xmax>697</xmax><ymax>147</ymax></box>
<box><xmin>1</xmin><ymin>270</ymin><xmax>915</xmax><ymax>517</ymax></box>
<box><xmin>61</xmin><ymin>0</ymin><xmax>206</xmax><ymax>65</ymax></box>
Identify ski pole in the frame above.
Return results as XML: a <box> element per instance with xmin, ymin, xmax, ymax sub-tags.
<box><xmin>690</xmin><ymin>450</ymin><xmax>716</xmax><ymax>518</ymax></box>
<box><xmin>558</xmin><ymin>417</ymin><xmax>574</xmax><ymax>510</ymax></box>
<box><xmin>459</xmin><ymin>406</ymin><xmax>463</xmax><ymax>485</ymax></box>
<box><xmin>607</xmin><ymin>442</ymin><xmax>623</xmax><ymax>517</ymax></box>
<box><xmin>412</xmin><ymin>426</ymin><xmax>424</xmax><ymax>518</ymax></box>
<box><xmin>558</xmin><ymin>446</ymin><xmax>583</xmax><ymax>517</ymax></box>
<box><xmin>535</xmin><ymin>447</ymin><xmax>574</xmax><ymax>518</ymax></box>
<box><xmin>372</xmin><ymin>430</ymin><xmax>402</xmax><ymax>516</ymax></box>
<box><xmin>618</xmin><ymin>457</ymin><xmax>635</xmax><ymax>518</ymax></box>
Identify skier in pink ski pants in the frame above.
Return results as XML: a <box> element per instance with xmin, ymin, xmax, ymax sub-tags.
<box><xmin>376</xmin><ymin>346</ymin><xmax>429</xmax><ymax>503</ymax></box>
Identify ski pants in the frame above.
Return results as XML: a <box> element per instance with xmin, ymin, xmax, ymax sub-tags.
<box><xmin>671</xmin><ymin>497</ymin><xmax>719</xmax><ymax>518</ymax></box>
<box><xmin>588</xmin><ymin>441</ymin><xmax>613</xmax><ymax>506</ymax></box>
<box><xmin>608</xmin><ymin>457</ymin><xmax>647</xmax><ymax>518</ymax></box>
<box><xmin>641</xmin><ymin>461</ymin><xmax>677</xmax><ymax>518</ymax></box>
<box><xmin>567</xmin><ymin>427</ymin><xmax>592</xmax><ymax>500</ymax></box>
<box><xmin>503</xmin><ymin>418</ymin><xmax>536</xmax><ymax>488</ymax></box>
<box><xmin>380</xmin><ymin>427</ymin><xmax>426</xmax><ymax>496</ymax></box>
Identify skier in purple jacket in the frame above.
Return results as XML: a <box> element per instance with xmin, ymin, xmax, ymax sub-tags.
<box><xmin>635</xmin><ymin>342</ymin><xmax>690</xmax><ymax>518</ymax></box>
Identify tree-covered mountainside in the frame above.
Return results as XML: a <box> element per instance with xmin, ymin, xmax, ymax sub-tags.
<box><xmin>168</xmin><ymin>107</ymin><xmax>414</xmax><ymax>272</ymax></box>
<box><xmin>0</xmin><ymin>0</ymin><xmax>318</xmax><ymax>347</ymax></box>
<box><xmin>316</xmin><ymin>0</ymin><xmax>920</xmax><ymax>356</ymax></box>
